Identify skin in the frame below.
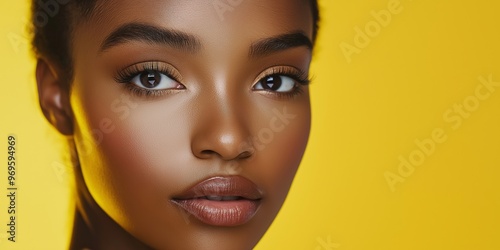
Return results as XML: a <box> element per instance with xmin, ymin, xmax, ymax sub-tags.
<box><xmin>36</xmin><ymin>0</ymin><xmax>313</xmax><ymax>249</ymax></box>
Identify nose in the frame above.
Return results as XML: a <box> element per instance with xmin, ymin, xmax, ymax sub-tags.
<box><xmin>191</xmin><ymin>101</ymin><xmax>254</xmax><ymax>161</ymax></box>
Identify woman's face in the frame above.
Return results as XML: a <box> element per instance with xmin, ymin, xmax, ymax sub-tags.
<box><xmin>69</xmin><ymin>0</ymin><xmax>313</xmax><ymax>248</ymax></box>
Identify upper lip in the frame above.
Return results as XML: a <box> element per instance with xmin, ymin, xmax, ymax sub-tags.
<box><xmin>171</xmin><ymin>176</ymin><xmax>263</xmax><ymax>201</ymax></box>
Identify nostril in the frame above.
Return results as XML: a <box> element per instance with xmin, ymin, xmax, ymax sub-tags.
<box><xmin>200</xmin><ymin>150</ymin><xmax>216</xmax><ymax>156</ymax></box>
<box><xmin>237</xmin><ymin>151</ymin><xmax>253</xmax><ymax>160</ymax></box>
<box><xmin>197</xmin><ymin>149</ymin><xmax>253</xmax><ymax>161</ymax></box>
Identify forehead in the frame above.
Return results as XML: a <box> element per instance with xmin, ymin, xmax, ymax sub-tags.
<box><xmin>77</xmin><ymin>0</ymin><xmax>313</xmax><ymax>50</ymax></box>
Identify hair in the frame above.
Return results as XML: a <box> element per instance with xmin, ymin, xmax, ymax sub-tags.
<box><xmin>31</xmin><ymin>0</ymin><xmax>320</xmax><ymax>85</ymax></box>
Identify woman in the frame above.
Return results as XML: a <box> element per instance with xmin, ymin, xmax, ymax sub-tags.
<box><xmin>32</xmin><ymin>0</ymin><xmax>320</xmax><ymax>249</ymax></box>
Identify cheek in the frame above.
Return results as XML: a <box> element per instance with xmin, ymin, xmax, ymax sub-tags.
<box><xmin>248</xmin><ymin>101</ymin><xmax>311</xmax><ymax>213</ymax></box>
<box><xmin>94</xmin><ymin>109</ymin><xmax>189</xmax><ymax>187</ymax></box>
<box><xmin>70</xmin><ymin>79</ymin><xmax>194</xmax><ymax>228</ymax></box>
<box><xmin>72</xmin><ymin>92</ymin><xmax>208</xmax><ymax>247</ymax></box>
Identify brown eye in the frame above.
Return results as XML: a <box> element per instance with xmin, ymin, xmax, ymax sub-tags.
<box><xmin>262</xmin><ymin>75</ymin><xmax>282</xmax><ymax>91</ymax></box>
<box><xmin>131</xmin><ymin>70</ymin><xmax>181</xmax><ymax>90</ymax></box>
<box><xmin>254</xmin><ymin>74</ymin><xmax>296</xmax><ymax>92</ymax></box>
<box><xmin>140</xmin><ymin>70</ymin><xmax>161</xmax><ymax>88</ymax></box>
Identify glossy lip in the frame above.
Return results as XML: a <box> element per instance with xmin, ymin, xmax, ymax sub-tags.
<box><xmin>171</xmin><ymin>176</ymin><xmax>263</xmax><ymax>227</ymax></box>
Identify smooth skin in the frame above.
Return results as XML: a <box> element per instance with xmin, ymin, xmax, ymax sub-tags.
<box><xmin>36</xmin><ymin>0</ymin><xmax>314</xmax><ymax>249</ymax></box>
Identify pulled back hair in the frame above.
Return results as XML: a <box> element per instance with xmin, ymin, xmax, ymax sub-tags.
<box><xmin>31</xmin><ymin>0</ymin><xmax>97</xmax><ymax>84</ymax></box>
<box><xmin>31</xmin><ymin>0</ymin><xmax>320</xmax><ymax>84</ymax></box>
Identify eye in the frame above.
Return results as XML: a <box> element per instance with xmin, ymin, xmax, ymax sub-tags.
<box><xmin>254</xmin><ymin>74</ymin><xmax>296</xmax><ymax>92</ymax></box>
<box><xmin>131</xmin><ymin>70</ymin><xmax>183</xmax><ymax>90</ymax></box>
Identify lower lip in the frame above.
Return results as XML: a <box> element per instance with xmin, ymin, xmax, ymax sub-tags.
<box><xmin>172</xmin><ymin>199</ymin><xmax>260</xmax><ymax>227</ymax></box>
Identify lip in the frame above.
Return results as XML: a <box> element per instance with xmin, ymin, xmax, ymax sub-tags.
<box><xmin>171</xmin><ymin>176</ymin><xmax>263</xmax><ymax>227</ymax></box>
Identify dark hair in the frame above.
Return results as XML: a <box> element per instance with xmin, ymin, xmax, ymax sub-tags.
<box><xmin>31</xmin><ymin>0</ymin><xmax>320</xmax><ymax>84</ymax></box>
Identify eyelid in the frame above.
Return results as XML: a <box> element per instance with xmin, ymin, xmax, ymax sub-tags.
<box><xmin>252</xmin><ymin>66</ymin><xmax>310</xmax><ymax>87</ymax></box>
<box><xmin>114</xmin><ymin>61</ymin><xmax>183</xmax><ymax>84</ymax></box>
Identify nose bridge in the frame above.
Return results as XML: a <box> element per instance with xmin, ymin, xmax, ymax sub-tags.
<box><xmin>191</xmin><ymin>77</ymin><xmax>253</xmax><ymax>161</ymax></box>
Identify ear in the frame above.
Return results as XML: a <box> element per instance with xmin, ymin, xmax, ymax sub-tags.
<box><xmin>36</xmin><ymin>59</ymin><xmax>74</xmax><ymax>135</ymax></box>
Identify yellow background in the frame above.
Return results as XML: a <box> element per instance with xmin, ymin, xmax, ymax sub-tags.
<box><xmin>1</xmin><ymin>0</ymin><xmax>499</xmax><ymax>249</ymax></box>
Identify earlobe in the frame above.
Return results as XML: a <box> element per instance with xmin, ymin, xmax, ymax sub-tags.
<box><xmin>36</xmin><ymin>59</ymin><xmax>74</xmax><ymax>135</ymax></box>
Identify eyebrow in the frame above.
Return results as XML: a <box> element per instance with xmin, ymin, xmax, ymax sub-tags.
<box><xmin>99</xmin><ymin>23</ymin><xmax>202</xmax><ymax>53</ymax></box>
<box><xmin>249</xmin><ymin>31</ymin><xmax>313</xmax><ymax>57</ymax></box>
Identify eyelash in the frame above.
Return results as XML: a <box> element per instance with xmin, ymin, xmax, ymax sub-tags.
<box><xmin>255</xmin><ymin>66</ymin><xmax>311</xmax><ymax>100</ymax></box>
<box><xmin>114</xmin><ymin>63</ymin><xmax>311</xmax><ymax>99</ymax></box>
<box><xmin>114</xmin><ymin>62</ymin><xmax>182</xmax><ymax>98</ymax></box>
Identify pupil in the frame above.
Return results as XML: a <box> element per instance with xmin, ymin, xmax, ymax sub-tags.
<box><xmin>263</xmin><ymin>75</ymin><xmax>282</xmax><ymax>91</ymax></box>
<box><xmin>140</xmin><ymin>71</ymin><xmax>161</xmax><ymax>88</ymax></box>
